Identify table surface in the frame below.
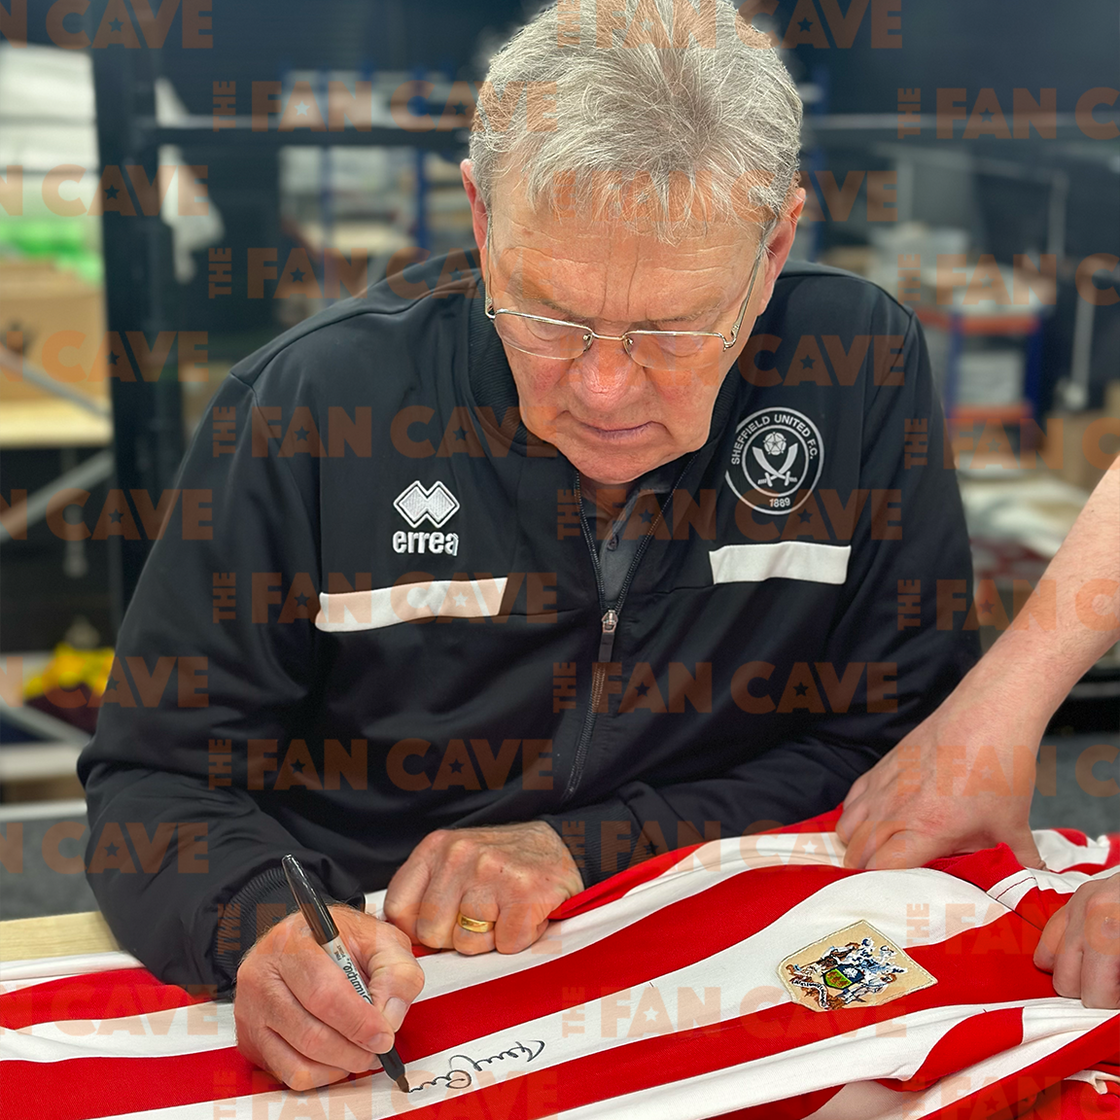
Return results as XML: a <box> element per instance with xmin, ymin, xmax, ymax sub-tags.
<box><xmin>0</xmin><ymin>398</ymin><xmax>111</xmax><ymax>448</ymax></box>
<box><xmin>0</xmin><ymin>909</ymin><xmax>119</xmax><ymax>962</ymax></box>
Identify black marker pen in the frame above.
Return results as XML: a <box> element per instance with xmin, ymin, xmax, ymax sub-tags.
<box><xmin>281</xmin><ymin>854</ymin><xmax>409</xmax><ymax>1092</ymax></box>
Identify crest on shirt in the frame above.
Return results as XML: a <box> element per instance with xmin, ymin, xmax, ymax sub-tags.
<box><xmin>726</xmin><ymin>408</ymin><xmax>823</xmax><ymax>515</ymax></box>
<box><xmin>779</xmin><ymin>921</ymin><xmax>935</xmax><ymax>1013</ymax></box>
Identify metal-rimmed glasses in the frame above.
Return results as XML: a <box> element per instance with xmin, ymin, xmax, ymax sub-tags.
<box><xmin>482</xmin><ymin>238</ymin><xmax>766</xmax><ymax>374</ymax></box>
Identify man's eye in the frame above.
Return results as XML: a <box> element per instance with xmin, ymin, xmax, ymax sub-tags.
<box><xmin>524</xmin><ymin>318</ymin><xmax>577</xmax><ymax>342</ymax></box>
<box><xmin>651</xmin><ymin>333</ymin><xmax>708</xmax><ymax>356</ymax></box>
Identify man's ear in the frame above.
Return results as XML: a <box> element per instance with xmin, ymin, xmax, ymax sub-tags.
<box><xmin>460</xmin><ymin>159</ymin><xmax>489</xmax><ymax>276</ymax></box>
<box><xmin>754</xmin><ymin>188</ymin><xmax>806</xmax><ymax>313</ymax></box>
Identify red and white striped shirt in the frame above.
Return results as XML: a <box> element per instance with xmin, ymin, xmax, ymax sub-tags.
<box><xmin>3</xmin><ymin>813</ymin><xmax>1118</xmax><ymax>1119</ymax></box>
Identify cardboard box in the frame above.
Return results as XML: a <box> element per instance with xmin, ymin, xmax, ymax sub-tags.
<box><xmin>1043</xmin><ymin>410</ymin><xmax>1120</xmax><ymax>492</ymax></box>
<box><xmin>0</xmin><ymin>260</ymin><xmax>108</xmax><ymax>405</ymax></box>
<box><xmin>1105</xmin><ymin>379</ymin><xmax>1120</xmax><ymax>419</ymax></box>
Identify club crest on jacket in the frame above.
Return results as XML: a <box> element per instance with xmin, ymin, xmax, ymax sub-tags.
<box><xmin>726</xmin><ymin>407</ymin><xmax>823</xmax><ymax>515</ymax></box>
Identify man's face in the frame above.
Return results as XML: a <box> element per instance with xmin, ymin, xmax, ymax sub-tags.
<box><xmin>465</xmin><ymin>168</ymin><xmax>799</xmax><ymax>487</ymax></box>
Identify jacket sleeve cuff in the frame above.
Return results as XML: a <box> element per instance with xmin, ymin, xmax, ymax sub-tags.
<box><xmin>539</xmin><ymin>797</ymin><xmax>640</xmax><ymax>889</ymax></box>
<box><xmin>212</xmin><ymin>864</ymin><xmax>364</xmax><ymax>998</ymax></box>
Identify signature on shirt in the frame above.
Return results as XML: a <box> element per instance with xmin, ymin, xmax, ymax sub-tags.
<box><xmin>405</xmin><ymin>1040</ymin><xmax>546</xmax><ymax>1094</ymax></box>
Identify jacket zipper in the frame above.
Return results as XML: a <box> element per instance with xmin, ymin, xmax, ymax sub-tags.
<box><xmin>560</xmin><ymin>461</ymin><xmax>694</xmax><ymax>805</ymax></box>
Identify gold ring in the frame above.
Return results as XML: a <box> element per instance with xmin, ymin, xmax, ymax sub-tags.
<box><xmin>457</xmin><ymin>913</ymin><xmax>495</xmax><ymax>934</ymax></box>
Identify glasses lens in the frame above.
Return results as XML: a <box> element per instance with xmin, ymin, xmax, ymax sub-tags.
<box><xmin>628</xmin><ymin>332</ymin><xmax>722</xmax><ymax>372</ymax></box>
<box><xmin>493</xmin><ymin>312</ymin><xmax>588</xmax><ymax>359</ymax></box>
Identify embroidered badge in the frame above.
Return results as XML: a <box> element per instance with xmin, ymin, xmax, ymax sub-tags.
<box><xmin>394</xmin><ymin>480</ymin><xmax>460</xmax><ymax>529</ymax></box>
<box><xmin>778</xmin><ymin>921</ymin><xmax>935</xmax><ymax>1013</ymax></box>
<box><xmin>726</xmin><ymin>407</ymin><xmax>823</xmax><ymax>515</ymax></box>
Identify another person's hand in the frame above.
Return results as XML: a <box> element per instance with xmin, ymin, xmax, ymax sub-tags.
<box><xmin>1035</xmin><ymin>875</ymin><xmax>1120</xmax><ymax>1008</ymax></box>
<box><xmin>384</xmin><ymin>821</ymin><xmax>583</xmax><ymax>954</ymax></box>
<box><xmin>839</xmin><ymin>462</ymin><xmax>1119</xmax><ymax>872</ymax></box>
<box><xmin>837</xmin><ymin>689</ymin><xmax>1045</xmax><ymax>871</ymax></box>
<box><xmin>234</xmin><ymin>906</ymin><xmax>424</xmax><ymax>1091</ymax></box>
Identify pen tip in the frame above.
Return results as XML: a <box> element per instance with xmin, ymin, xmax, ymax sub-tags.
<box><xmin>396</xmin><ymin>1074</ymin><xmax>410</xmax><ymax>1093</ymax></box>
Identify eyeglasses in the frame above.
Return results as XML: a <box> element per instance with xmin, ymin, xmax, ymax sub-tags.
<box><xmin>483</xmin><ymin>237</ymin><xmax>765</xmax><ymax>374</ymax></box>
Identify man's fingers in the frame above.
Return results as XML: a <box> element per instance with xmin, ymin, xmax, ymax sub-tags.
<box><xmin>840</xmin><ymin>818</ymin><xmax>874</xmax><ymax>868</ymax></box>
<box><xmin>386</xmin><ymin>822</ymin><xmax>583</xmax><ymax>960</ymax></box>
<box><xmin>383</xmin><ymin>843</ymin><xmax>439</xmax><ymax>943</ymax></box>
<box><xmin>451</xmin><ymin>900</ymin><xmax>498</xmax><ymax>955</ymax></box>
<box><xmin>1007</xmin><ymin>829</ymin><xmax>1046</xmax><ymax>872</ymax></box>
<box><xmin>262</xmin><ymin>980</ymin><xmax>384</xmax><ymax>1073</ymax></box>
<box><xmin>414</xmin><ymin>846</ymin><xmax>488</xmax><ymax>949</ymax></box>
<box><xmin>841</xmin><ymin>818</ymin><xmax>905</xmax><ymax>869</ymax></box>
<box><xmin>491</xmin><ymin>901</ymin><xmax>548</xmax><ymax>955</ymax></box>
<box><xmin>412</xmin><ymin>848</ymin><xmax>556</xmax><ymax>956</ymax></box>
<box><xmin>1080</xmin><ymin>883</ymin><xmax>1120</xmax><ymax>1009</ymax></box>
<box><xmin>1035</xmin><ymin>883</ymin><xmax>1120</xmax><ymax>1008</ymax></box>
<box><xmin>863</xmin><ymin>830</ymin><xmax>942</xmax><ymax>871</ymax></box>
<box><xmin>254</xmin><ymin>1025</ymin><xmax>352</xmax><ymax>1092</ymax></box>
<box><xmin>344</xmin><ymin>915</ymin><xmax>426</xmax><ymax>1021</ymax></box>
<box><xmin>1080</xmin><ymin>939</ymin><xmax>1120</xmax><ymax>1009</ymax></box>
<box><xmin>841</xmin><ymin>773</ymin><xmax>870</xmax><ymax>812</ymax></box>
<box><xmin>273</xmin><ymin>936</ymin><xmax>392</xmax><ymax>1057</ymax></box>
<box><xmin>1033</xmin><ymin>907</ymin><xmax>1068</xmax><ymax>974</ymax></box>
<box><xmin>232</xmin><ymin>909</ymin><xmax>424</xmax><ymax>1092</ymax></box>
<box><xmin>1049</xmin><ymin>937</ymin><xmax>1083</xmax><ymax>1001</ymax></box>
<box><xmin>835</xmin><ymin>795</ymin><xmax>867</xmax><ymax>844</ymax></box>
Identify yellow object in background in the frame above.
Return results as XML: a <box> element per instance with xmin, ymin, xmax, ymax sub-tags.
<box><xmin>23</xmin><ymin>643</ymin><xmax>115</xmax><ymax>702</ymax></box>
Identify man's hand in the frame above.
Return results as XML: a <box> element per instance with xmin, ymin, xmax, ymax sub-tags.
<box><xmin>1035</xmin><ymin>876</ymin><xmax>1120</xmax><ymax>1008</ymax></box>
<box><xmin>383</xmin><ymin>821</ymin><xmax>583</xmax><ymax>955</ymax></box>
<box><xmin>836</xmin><ymin>695</ymin><xmax>1045</xmax><ymax>871</ymax></box>
<box><xmin>234</xmin><ymin>907</ymin><xmax>424</xmax><ymax>1091</ymax></box>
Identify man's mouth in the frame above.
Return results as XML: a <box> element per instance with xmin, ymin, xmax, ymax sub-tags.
<box><xmin>575</xmin><ymin>419</ymin><xmax>654</xmax><ymax>441</ymax></box>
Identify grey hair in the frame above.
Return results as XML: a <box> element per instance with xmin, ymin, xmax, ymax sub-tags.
<box><xmin>469</xmin><ymin>0</ymin><xmax>803</xmax><ymax>244</ymax></box>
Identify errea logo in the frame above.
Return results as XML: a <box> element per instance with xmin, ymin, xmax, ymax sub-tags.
<box><xmin>392</xmin><ymin>480</ymin><xmax>460</xmax><ymax>555</ymax></box>
<box><xmin>394</xmin><ymin>480</ymin><xmax>459</xmax><ymax>527</ymax></box>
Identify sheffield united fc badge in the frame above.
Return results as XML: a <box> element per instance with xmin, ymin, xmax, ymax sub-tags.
<box><xmin>778</xmin><ymin>921</ymin><xmax>936</xmax><ymax>1013</ymax></box>
<box><xmin>726</xmin><ymin>407</ymin><xmax>823</xmax><ymax>515</ymax></box>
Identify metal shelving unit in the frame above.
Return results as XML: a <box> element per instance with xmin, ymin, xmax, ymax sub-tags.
<box><xmin>89</xmin><ymin>48</ymin><xmax>469</xmax><ymax>621</ymax></box>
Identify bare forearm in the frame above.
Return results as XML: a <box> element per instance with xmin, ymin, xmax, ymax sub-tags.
<box><xmin>960</xmin><ymin>461</ymin><xmax>1119</xmax><ymax>739</ymax></box>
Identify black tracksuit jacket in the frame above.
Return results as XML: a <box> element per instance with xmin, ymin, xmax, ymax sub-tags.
<box><xmin>78</xmin><ymin>254</ymin><xmax>979</xmax><ymax>992</ymax></box>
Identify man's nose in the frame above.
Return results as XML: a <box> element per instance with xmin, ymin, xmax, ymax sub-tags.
<box><xmin>567</xmin><ymin>337</ymin><xmax>642</xmax><ymax>405</ymax></box>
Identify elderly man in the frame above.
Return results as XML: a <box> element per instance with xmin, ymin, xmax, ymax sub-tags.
<box><xmin>79</xmin><ymin>0</ymin><xmax>977</xmax><ymax>1089</ymax></box>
